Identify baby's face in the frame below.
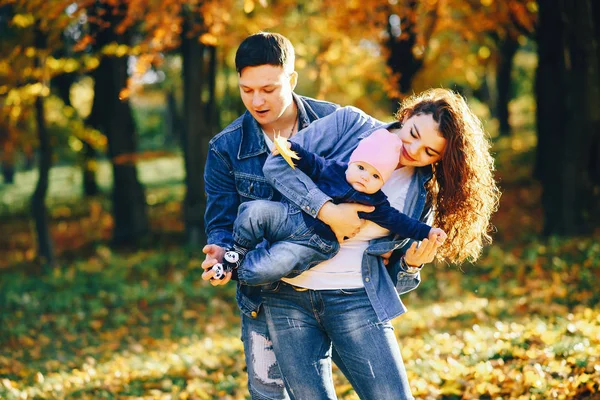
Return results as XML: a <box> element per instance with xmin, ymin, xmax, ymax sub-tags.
<box><xmin>345</xmin><ymin>162</ymin><xmax>384</xmax><ymax>194</ymax></box>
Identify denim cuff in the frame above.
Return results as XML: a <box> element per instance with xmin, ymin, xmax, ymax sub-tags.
<box><xmin>233</xmin><ymin>233</ymin><xmax>254</xmax><ymax>249</ymax></box>
<box><xmin>303</xmin><ymin>189</ymin><xmax>332</xmax><ymax>219</ymax></box>
<box><xmin>207</xmin><ymin>229</ymin><xmax>234</xmax><ymax>249</ymax></box>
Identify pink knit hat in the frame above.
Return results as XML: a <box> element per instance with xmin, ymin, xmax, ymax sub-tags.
<box><xmin>349</xmin><ymin>128</ymin><xmax>402</xmax><ymax>182</ymax></box>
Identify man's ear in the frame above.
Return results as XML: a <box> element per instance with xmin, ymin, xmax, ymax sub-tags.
<box><xmin>288</xmin><ymin>71</ymin><xmax>298</xmax><ymax>90</ymax></box>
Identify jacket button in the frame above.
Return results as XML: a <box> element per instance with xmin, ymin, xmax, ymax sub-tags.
<box><xmin>365</xmin><ymin>278</ymin><xmax>370</xmax><ymax>282</ymax></box>
<box><xmin>251</xmin><ymin>311</ymin><xmax>258</xmax><ymax>318</ymax></box>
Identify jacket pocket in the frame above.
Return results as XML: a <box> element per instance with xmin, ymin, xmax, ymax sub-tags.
<box><xmin>308</xmin><ymin>234</ymin><xmax>338</xmax><ymax>254</ymax></box>
<box><xmin>234</xmin><ymin>174</ymin><xmax>274</xmax><ymax>201</ymax></box>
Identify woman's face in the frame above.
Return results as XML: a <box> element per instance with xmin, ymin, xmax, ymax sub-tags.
<box><xmin>395</xmin><ymin>113</ymin><xmax>447</xmax><ymax>168</ymax></box>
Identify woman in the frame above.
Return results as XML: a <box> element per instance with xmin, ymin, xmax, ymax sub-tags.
<box><xmin>260</xmin><ymin>88</ymin><xmax>500</xmax><ymax>399</ymax></box>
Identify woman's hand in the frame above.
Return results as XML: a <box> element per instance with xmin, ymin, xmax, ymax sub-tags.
<box><xmin>404</xmin><ymin>237</ymin><xmax>441</xmax><ymax>267</ymax></box>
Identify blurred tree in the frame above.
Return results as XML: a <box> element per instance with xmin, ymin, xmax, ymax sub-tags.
<box><xmin>385</xmin><ymin>0</ymin><xmax>431</xmax><ymax>99</ymax></box>
<box><xmin>494</xmin><ymin>36</ymin><xmax>519</xmax><ymax>136</ymax></box>
<box><xmin>164</xmin><ymin>88</ymin><xmax>181</xmax><ymax>145</ymax></box>
<box><xmin>83</xmin><ymin>0</ymin><xmax>230</xmax><ymax>246</ymax></box>
<box><xmin>490</xmin><ymin>1</ymin><xmax>536</xmax><ymax>136</ymax></box>
<box><xmin>31</xmin><ymin>23</ymin><xmax>55</xmax><ymax>266</ymax></box>
<box><xmin>535</xmin><ymin>0</ymin><xmax>600</xmax><ymax>235</ymax></box>
<box><xmin>53</xmin><ymin>5</ymin><xmax>100</xmax><ymax>196</ymax></box>
<box><xmin>1</xmin><ymin>0</ymin><xmax>78</xmax><ymax>264</ymax></box>
<box><xmin>0</xmin><ymin>4</ymin><xmax>16</xmax><ymax>185</ymax></box>
<box><xmin>181</xmin><ymin>13</ymin><xmax>217</xmax><ymax>246</ymax></box>
<box><xmin>84</xmin><ymin>1</ymin><xmax>148</xmax><ymax>244</ymax></box>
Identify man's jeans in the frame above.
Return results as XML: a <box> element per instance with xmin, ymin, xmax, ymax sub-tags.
<box><xmin>242</xmin><ymin>310</ymin><xmax>290</xmax><ymax>400</ymax></box>
<box><xmin>262</xmin><ymin>282</ymin><xmax>415</xmax><ymax>400</ymax></box>
<box><xmin>234</xmin><ymin>200</ymin><xmax>338</xmax><ymax>286</ymax></box>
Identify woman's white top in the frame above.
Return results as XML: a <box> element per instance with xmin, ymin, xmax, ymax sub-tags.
<box><xmin>282</xmin><ymin>166</ymin><xmax>416</xmax><ymax>290</ymax></box>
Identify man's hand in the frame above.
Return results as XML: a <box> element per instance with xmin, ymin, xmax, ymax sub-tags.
<box><xmin>317</xmin><ymin>202</ymin><xmax>375</xmax><ymax>243</ymax></box>
<box><xmin>404</xmin><ymin>236</ymin><xmax>441</xmax><ymax>267</ymax></box>
<box><xmin>201</xmin><ymin>244</ymin><xmax>232</xmax><ymax>286</ymax></box>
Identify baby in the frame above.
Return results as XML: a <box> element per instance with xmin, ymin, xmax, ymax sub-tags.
<box><xmin>211</xmin><ymin>129</ymin><xmax>446</xmax><ymax>283</ymax></box>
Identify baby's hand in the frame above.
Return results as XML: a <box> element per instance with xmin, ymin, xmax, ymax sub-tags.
<box><xmin>272</xmin><ymin>140</ymin><xmax>292</xmax><ymax>156</ymax></box>
<box><xmin>428</xmin><ymin>228</ymin><xmax>447</xmax><ymax>245</ymax></box>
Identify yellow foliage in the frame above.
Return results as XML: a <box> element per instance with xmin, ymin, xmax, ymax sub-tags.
<box><xmin>24</xmin><ymin>47</ymin><xmax>36</xmax><ymax>58</ymax></box>
<box><xmin>244</xmin><ymin>0</ymin><xmax>255</xmax><ymax>14</ymax></box>
<box><xmin>11</xmin><ymin>13</ymin><xmax>35</xmax><ymax>28</ymax></box>
<box><xmin>83</xmin><ymin>56</ymin><xmax>100</xmax><ymax>71</ymax></box>
<box><xmin>199</xmin><ymin>33</ymin><xmax>218</xmax><ymax>46</ymax></box>
<box><xmin>0</xmin><ymin>61</ymin><xmax>10</xmax><ymax>75</ymax></box>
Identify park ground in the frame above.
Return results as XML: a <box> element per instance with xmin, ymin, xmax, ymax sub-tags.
<box><xmin>1</xmin><ymin>119</ymin><xmax>599</xmax><ymax>399</ymax></box>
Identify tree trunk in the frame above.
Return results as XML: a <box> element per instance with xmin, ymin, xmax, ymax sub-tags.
<box><xmin>1</xmin><ymin>142</ymin><xmax>15</xmax><ymax>184</ymax></box>
<box><xmin>32</xmin><ymin>95</ymin><xmax>54</xmax><ymax>265</ymax></box>
<box><xmin>51</xmin><ymin>72</ymin><xmax>76</xmax><ymax>107</ymax></box>
<box><xmin>91</xmin><ymin>4</ymin><xmax>148</xmax><ymax>244</ymax></box>
<box><xmin>386</xmin><ymin>0</ymin><xmax>424</xmax><ymax>101</ymax></box>
<box><xmin>81</xmin><ymin>141</ymin><xmax>99</xmax><ymax>196</ymax></box>
<box><xmin>103</xmin><ymin>55</ymin><xmax>149</xmax><ymax>244</ymax></box>
<box><xmin>181</xmin><ymin>22</ymin><xmax>208</xmax><ymax>247</ymax></box>
<box><xmin>536</xmin><ymin>0</ymin><xmax>600</xmax><ymax>235</ymax></box>
<box><xmin>590</xmin><ymin>1</ymin><xmax>600</xmax><ymax>186</ymax></box>
<box><xmin>31</xmin><ymin>26</ymin><xmax>54</xmax><ymax>266</ymax></box>
<box><xmin>164</xmin><ymin>89</ymin><xmax>180</xmax><ymax>146</ymax></box>
<box><xmin>496</xmin><ymin>37</ymin><xmax>519</xmax><ymax>137</ymax></box>
<box><xmin>205</xmin><ymin>44</ymin><xmax>219</xmax><ymax>132</ymax></box>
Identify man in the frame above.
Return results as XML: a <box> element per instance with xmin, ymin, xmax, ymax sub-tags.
<box><xmin>201</xmin><ymin>32</ymin><xmax>372</xmax><ymax>399</ymax></box>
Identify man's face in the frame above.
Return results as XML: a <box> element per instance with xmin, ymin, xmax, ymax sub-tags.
<box><xmin>239</xmin><ymin>65</ymin><xmax>298</xmax><ymax>127</ymax></box>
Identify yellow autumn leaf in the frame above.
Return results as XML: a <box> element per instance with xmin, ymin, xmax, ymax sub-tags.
<box><xmin>274</xmin><ymin>134</ymin><xmax>300</xmax><ymax>169</ymax></box>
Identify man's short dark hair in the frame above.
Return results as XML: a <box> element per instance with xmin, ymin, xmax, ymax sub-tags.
<box><xmin>235</xmin><ymin>32</ymin><xmax>295</xmax><ymax>75</ymax></box>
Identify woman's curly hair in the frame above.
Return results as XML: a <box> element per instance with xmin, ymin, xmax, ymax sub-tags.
<box><xmin>395</xmin><ymin>88</ymin><xmax>501</xmax><ymax>264</ymax></box>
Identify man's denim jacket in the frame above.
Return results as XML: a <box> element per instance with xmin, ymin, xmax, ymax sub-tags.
<box><xmin>263</xmin><ymin>106</ymin><xmax>434</xmax><ymax>323</ymax></box>
<box><xmin>204</xmin><ymin>93</ymin><xmax>339</xmax><ymax>319</ymax></box>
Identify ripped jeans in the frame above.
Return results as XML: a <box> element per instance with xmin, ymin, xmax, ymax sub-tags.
<box><xmin>241</xmin><ymin>309</ymin><xmax>290</xmax><ymax>400</ymax></box>
<box><xmin>262</xmin><ymin>282</ymin><xmax>414</xmax><ymax>400</ymax></box>
<box><xmin>241</xmin><ymin>300</ymin><xmax>355</xmax><ymax>400</ymax></box>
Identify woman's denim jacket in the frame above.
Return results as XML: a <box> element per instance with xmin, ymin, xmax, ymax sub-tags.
<box><xmin>263</xmin><ymin>106</ymin><xmax>433</xmax><ymax>323</ymax></box>
<box><xmin>204</xmin><ymin>93</ymin><xmax>339</xmax><ymax>320</ymax></box>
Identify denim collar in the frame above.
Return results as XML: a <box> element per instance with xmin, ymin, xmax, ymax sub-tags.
<box><xmin>238</xmin><ymin>92</ymin><xmax>313</xmax><ymax>160</ymax></box>
<box><xmin>357</xmin><ymin>121</ymin><xmax>401</xmax><ymax>140</ymax></box>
